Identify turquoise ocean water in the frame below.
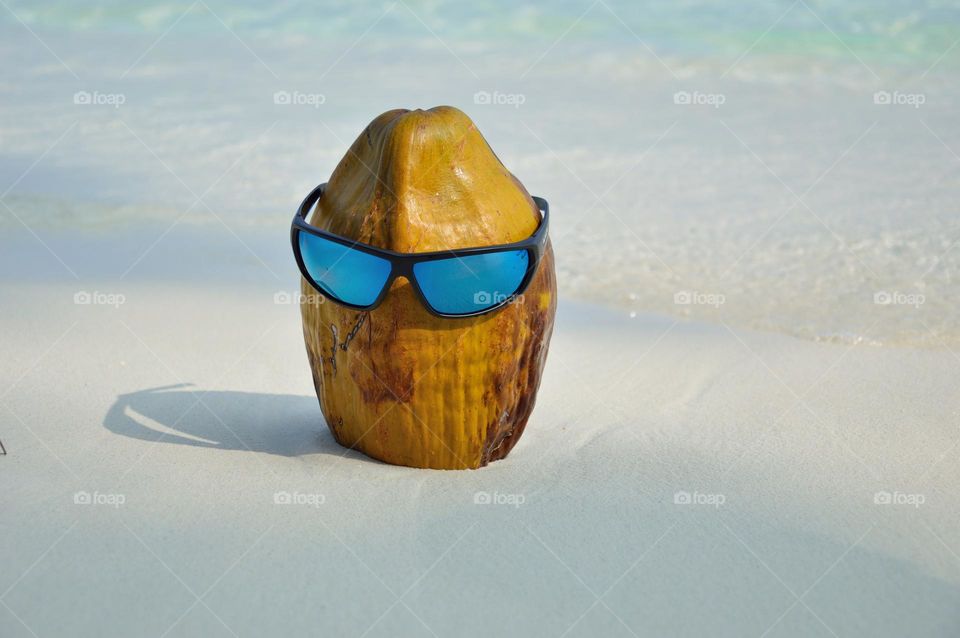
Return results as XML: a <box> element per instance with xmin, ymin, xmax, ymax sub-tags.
<box><xmin>1</xmin><ymin>1</ymin><xmax>958</xmax><ymax>346</ymax></box>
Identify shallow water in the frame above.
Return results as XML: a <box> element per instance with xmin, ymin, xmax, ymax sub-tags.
<box><xmin>1</xmin><ymin>0</ymin><xmax>958</xmax><ymax>347</ymax></box>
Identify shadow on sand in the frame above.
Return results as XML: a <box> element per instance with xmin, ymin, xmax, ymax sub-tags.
<box><xmin>103</xmin><ymin>383</ymin><xmax>371</xmax><ymax>461</ymax></box>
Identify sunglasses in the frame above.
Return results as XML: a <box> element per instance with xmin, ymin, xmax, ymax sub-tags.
<box><xmin>290</xmin><ymin>183</ymin><xmax>550</xmax><ymax>318</ymax></box>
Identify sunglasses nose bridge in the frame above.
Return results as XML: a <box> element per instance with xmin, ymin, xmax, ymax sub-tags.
<box><xmin>375</xmin><ymin>271</ymin><xmax>437</xmax><ymax>317</ymax></box>
<box><xmin>386</xmin><ymin>258</ymin><xmax>421</xmax><ymax>288</ymax></box>
<box><xmin>382</xmin><ymin>264</ymin><xmax>415</xmax><ymax>291</ymax></box>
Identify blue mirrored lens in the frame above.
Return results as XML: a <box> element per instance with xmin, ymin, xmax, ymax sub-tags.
<box><xmin>298</xmin><ymin>232</ymin><xmax>391</xmax><ymax>307</ymax></box>
<box><xmin>413</xmin><ymin>250</ymin><xmax>530</xmax><ymax>315</ymax></box>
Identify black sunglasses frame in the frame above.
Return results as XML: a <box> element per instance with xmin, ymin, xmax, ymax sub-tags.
<box><xmin>291</xmin><ymin>183</ymin><xmax>550</xmax><ymax>318</ymax></box>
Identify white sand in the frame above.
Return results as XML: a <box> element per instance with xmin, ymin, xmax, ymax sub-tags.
<box><xmin>2</xmin><ymin>281</ymin><xmax>958</xmax><ymax>637</ymax></box>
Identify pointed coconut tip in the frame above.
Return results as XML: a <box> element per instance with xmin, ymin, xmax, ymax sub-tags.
<box><xmin>314</xmin><ymin>106</ymin><xmax>540</xmax><ymax>253</ymax></box>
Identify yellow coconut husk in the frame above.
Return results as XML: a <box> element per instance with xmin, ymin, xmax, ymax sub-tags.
<box><xmin>300</xmin><ymin>106</ymin><xmax>556</xmax><ymax>469</ymax></box>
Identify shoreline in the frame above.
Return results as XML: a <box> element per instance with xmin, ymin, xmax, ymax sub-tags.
<box><xmin>1</xmin><ymin>220</ymin><xmax>955</xmax><ymax>352</ymax></box>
